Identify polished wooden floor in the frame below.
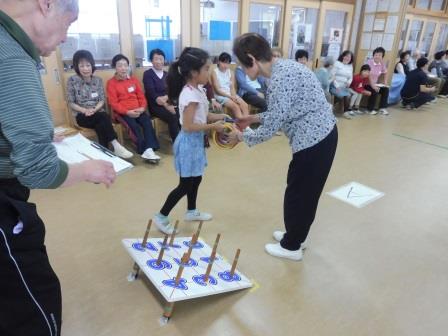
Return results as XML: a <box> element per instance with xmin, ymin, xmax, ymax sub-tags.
<box><xmin>31</xmin><ymin>102</ymin><xmax>448</xmax><ymax>336</ymax></box>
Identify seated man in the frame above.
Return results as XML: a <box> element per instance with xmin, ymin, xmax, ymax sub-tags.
<box><xmin>235</xmin><ymin>66</ymin><xmax>267</xmax><ymax>112</ymax></box>
<box><xmin>401</xmin><ymin>57</ymin><xmax>436</xmax><ymax>109</ymax></box>
<box><xmin>428</xmin><ymin>50</ymin><xmax>448</xmax><ymax>97</ymax></box>
<box><xmin>143</xmin><ymin>48</ymin><xmax>179</xmax><ymax>142</ymax></box>
<box><xmin>107</xmin><ymin>54</ymin><xmax>160</xmax><ymax>161</ymax></box>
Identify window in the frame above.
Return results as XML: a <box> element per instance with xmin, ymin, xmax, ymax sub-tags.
<box><xmin>416</xmin><ymin>0</ymin><xmax>430</xmax><ymax>9</ymax></box>
<box><xmin>407</xmin><ymin>20</ymin><xmax>424</xmax><ymax>53</ymax></box>
<box><xmin>60</xmin><ymin>0</ymin><xmax>120</xmax><ymax>71</ymax></box>
<box><xmin>131</xmin><ymin>0</ymin><xmax>181</xmax><ymax>67</ymax></box>
<box><xmin>430</xmin><ymin>0</ymin><xmax>447</xmax><ymax>11</ymax></box>
<box><xmin>249</xmin><ymin>3</ymin><xmax>282</xmax><ymax>48</ymax></box>
<box><xmin>435</xmin><ymin>24</ymin><xmax>448</xmax><ymax>52</ymax></box>
<box><xmin>398</xmin><ymin>19</ymin><xmax>410</xmax><ymax>55</ymax></box>
<box><xmin>419</xmin><ymin>22</ymin><xmax>436</xmax><ymax>55</ymax></box>
<box><xmin>200</xmin><ymin>0</ymin><xmax>240</xmax><ymax>59</ymax></box>
<box><xmin>288</xmin><ymin>7</ymin><xmax>318</xmax><ymax>61</ymax></box>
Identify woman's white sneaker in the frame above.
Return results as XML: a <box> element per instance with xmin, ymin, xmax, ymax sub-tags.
<box><xmin>113</xmin><ymin>144</ymin><xmax>133</xmax><ymax>159</ymax></box>
<box><xmin>184</xmin><ymin>209</ymin><xmax>212</xmax><ymax>221</ymax></box>
<box><xmin>141</xmin><ymin>148</ymin><xmax>160</xmax><ymax>160</ymax></box>
<box><xmin>265</xmin><ymin>243</ymin><xmax>303</xmax><ymax>261</ymax></box>
<box><xmin>272</xmin><ymin>230</ymin><xmax>307</xmax><ymax>250</ymax></box>
<box><xmin>369</xmin><ymin>110</ymin><xmax>378</xmax><ymax>115</ymax></box>
<box><xmin>379</xmin><ymin>108</ymin><xmax>389</xmax><ymax>115</ymax></box>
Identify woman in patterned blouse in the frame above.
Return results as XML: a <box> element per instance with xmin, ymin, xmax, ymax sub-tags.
<box><xmin>231</xmin><ymin>33</ymin><xmax>338</xmax><ymax>261</ymax></box>
<box><xmin>67</xmin><ymin>50</ymin><xmax>133</xmax><ymax>159</ymax></box>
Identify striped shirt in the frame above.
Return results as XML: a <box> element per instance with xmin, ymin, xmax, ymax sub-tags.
<box><xmin>0</xmin><ymin>10</ymin><xmax>68</xmax><ymax>188</ymax></box>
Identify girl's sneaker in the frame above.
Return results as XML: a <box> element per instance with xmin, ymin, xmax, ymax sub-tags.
<box><xmin>379</xmin><ymin>108</ymin><xmax>389</xmax><ymax>115</ymax></box>
<box><xmin>369</xmin><ymin>110</ymin><xmax>378</xmax><ymax>115</ymax></box>
<box><xmin>153</xmin><ymin>213</ymin><xmax>176</xmax><ymax>234</ymax></box>
<box><xmin>184</xmin><ymin>209</ymin><xmax>212</xmax><ymax>221</ymax></box>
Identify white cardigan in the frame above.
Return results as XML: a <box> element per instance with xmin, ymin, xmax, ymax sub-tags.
<box><xmin>332</xmin><ymin>61</ymin><xmax>353</xmax><ymax>88</ymax></box>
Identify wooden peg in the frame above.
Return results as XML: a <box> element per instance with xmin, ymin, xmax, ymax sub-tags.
<box><xmin>185</xmin><ymin>233</ymin><xmax>197</xmax><ymax>261</ymax></box>
<box><xmin>168</xmin><ymin>220</ymin><xmax>179</xmax><ymax>246</ymax></box>
<box><xmin>141</xmin><ymin>219</ymin><xmax>152</xmax><ymax>249</ymax></box>
<box><xmin>174</xmin><ymin>253</ymin><xmax>188</xmax><ymax>285</ymax></box>
<box><xmin>204</xmin><ymin>233</ymin><xmax>221</xmax><ymax>283</ymax></box>
<box><xmin>156</xmin><ymin>234</ymin><xmax>169</xmax><ymax>265</ymax></box>
<box><xmin>192</xmin><ymin>221</ymin><xmax>203</xmax><ymax>244</ymax></box>
<box><xmin>229</xmin><ymin>248</ymin><xmax>241</xmax><ymax>277</ymax></box>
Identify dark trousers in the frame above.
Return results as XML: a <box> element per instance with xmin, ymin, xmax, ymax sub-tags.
<box><xmin>121</xmin><ymin>113</ymin><xmax>159</xmax><ymax>154</ymax></box>
<box><xmin>76</xmin><ymin>112</ymin><xmax>117</xmax><ymax>148</ymax></box>
<box><xmin>281</xmin><ymin>126</ymin><xmax>338</xmax><ymax>251</ymax></box>
<box><xmin>0</xmin><ymin>179</ymin><xmax>61</xmax><ymax>336</ymax></box>
<box><xmin>160</xmin><ymin>176</ymin><xmax>202</xmax><ymax>216</ymax></box>
<box><xmin>402</xmin><ymin>93</ymin><xmax>434</xmax><ymax>108</ymax></box>
<box><xmin>365</xmin><ymin>85</ymin><xmax>389</xmax><ymax>110</ymax></box>
<box><xmin>242</xmin><ymin>92</ymin><xmax>267</xmax><ymax>112</ymax></box>
<box><xmin>150</xmin><ymin>105</ymin><xmax>180</xmax><ymax>142</ymax></box>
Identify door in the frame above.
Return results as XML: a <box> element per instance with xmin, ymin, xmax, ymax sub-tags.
<box><xmin>315</xmin><ymin>2</ymin><xmax>354</xmax><ymax>68</ymax></box>
<box><xmin>283</xmin><ymin>0</ymin><xmax>320</xmax><ymax>68</ymax></box>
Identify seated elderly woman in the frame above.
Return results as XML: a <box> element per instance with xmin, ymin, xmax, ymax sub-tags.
<box><xmin>401</xmin><ymin>57</ymin><xmax>436</xmax><ymax>109</ymax></box>
<box><xmin>107</xmin><ymin>54</ymin><xmax>160</xmax><ymax>161</ymax></box>
<box><xmin>235</xmin><ymin>65</ymin><xmax>267</xmax><ymax>111</ymax></box>
<box><xmin>66</xmin><ymin>50</ymin><xmax>133</xmax><ymax>159</ymax></box>
<box><xmin>143</xmin><ymin>48</ymin><xmax>180</xmax><ymax>142</ymax></box>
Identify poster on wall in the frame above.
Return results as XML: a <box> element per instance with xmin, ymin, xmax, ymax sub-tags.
<box><xmin>294</xmin><ymin>24</ymin><xmax>313</xmax><ymax>48</ymax></box>
<box><xmin>329</xmin><ymin>28</ymin><xmax>343</xmax><ymax>44</ymax></box>
<box><xmin>373</xmin><ymin>18</ymin><xmax>386</xmax><ymax>31</ymax></box>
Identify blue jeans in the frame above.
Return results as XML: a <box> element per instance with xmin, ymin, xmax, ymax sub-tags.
<box><xmin>121</xmin><ymin>113</ymin><xmax>159</xmax><ymax>154</ymax></box>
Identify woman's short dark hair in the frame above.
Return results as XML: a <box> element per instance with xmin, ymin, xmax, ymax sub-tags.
<box><xmin>400</xmin><ymin>51</ymin><xmax>410</xmax><ymax>60</ymax></box>
<box><xmin>233</xmin><ymin>33</ymin><xmax>272</xmax><ymax>68</ymax></box>
<box><xmin>111</xmin><ymin>54</ymin><xmax>129</xmax><ymax>68</ymax></box>
<box><xmin>417</xmin><ymin>57</ymin><xmax>429</xmax><ymax>68</ymax></box>
<box><xmin>337</xmin><ymin>50</ymin><xmax>354</xmax><ymax>64</ymax></box>
<box><xmin>73</xmin><ymin>50</ymin><xmax>96</xmax><ymax>76</ymax></box>
<box><xmin>434</xmin><ymin>50</ymin><xmax>445</xmax><ymax>60</ymax></box>
<box><xmin>360</xmin><ymin>64</ymin><xmax>371</xmax><ymax>72</ymax></box>
<box><xmin>218</xmin><ymin>52</ymin><xmax>232</xmax><ymax>63</ymax></box>
<box><xmin>373</xmin><ymin>47</ymin><xmax>386</xmax><ymax>57</ymax></box>
<box><xmin>149</xmin><ymin>48</ymin><xmax>166</xmax><ymax>61</ymax></box>
<box><xmin>295</xmin><ymin>49</ymin><xmax>309</xmax><ymax>61</ymax></box>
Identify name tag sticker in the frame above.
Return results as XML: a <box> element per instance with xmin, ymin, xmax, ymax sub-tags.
<box><xmin>128</xmin><ymin>86</ymin><xmax>135</xmax><ymax>93</ymax></box>
<box><xmin>91</xmin><ymin>92</ymin><xmax>99</xmax><ymax>98</ymax></box>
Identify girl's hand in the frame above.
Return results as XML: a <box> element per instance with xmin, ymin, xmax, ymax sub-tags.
<box><xmin>212</xmin><ymin>100</ymin><xmax>222</xmax><ymax>111</ymax></box>
<box><xmin>212</xmin><ymin>120</ymin><xmax>226</xmax><ymax>132</ymax></box>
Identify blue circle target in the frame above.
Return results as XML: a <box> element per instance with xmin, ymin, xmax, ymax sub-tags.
<box><xmin>146</xmin><ymin>259</ymin><xmax>172</xmax><ymax>270</ymax></box>
<box><xmin>132</xmin><ymin>242</ymin><xmax>158</xmax><ymax>252</ymax></box>
<box><xmin>192</xmin><ymin>274</ymin><xmax>218</xmax><ymax>287</ymax></box>
<box><xmin>162</xmin><ymin>278</ymin><xmax>188</xmax><ymax>290</ymax></box>
<box><xmin>173</xmin><ymin>257</ymin><xmax>198</xmax><ymax>267</ymax></box>
<box><xmin>218</xmin><ymin>271</ymin><xmax>241</xmax><ymax>282</ymax></box>
<box><xmin>183</xmin><ymin>240</ymin><xmax>204</xmax><ymax>249</ymax></box>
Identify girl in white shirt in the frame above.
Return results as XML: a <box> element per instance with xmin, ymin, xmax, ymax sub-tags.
<box><xmin>153</xmin><ymin>47</ymin><xmax>227</xmax><ymax>234</ymax></box>
<box><xmin>210</xmin><ymin>52</ymin><xmax>249</xmax><ymax>118</ymax></box>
